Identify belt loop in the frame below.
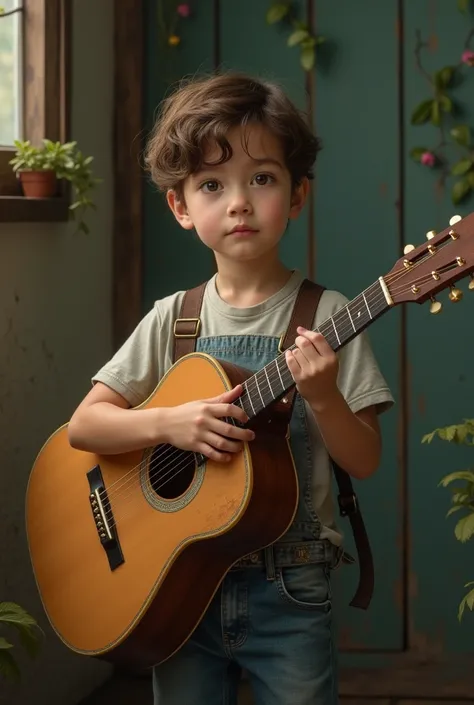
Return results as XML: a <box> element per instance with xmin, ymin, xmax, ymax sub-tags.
<box><xmin>264</xmin><ymin>546</ymin><xmax>276</xmax><ymax>581</ymax></box>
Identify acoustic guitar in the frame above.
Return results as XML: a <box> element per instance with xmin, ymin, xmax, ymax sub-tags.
<box><xmin>26</xmin><ymin>213</ymin><xmax>474</xmax><ymax>669</ymax></box>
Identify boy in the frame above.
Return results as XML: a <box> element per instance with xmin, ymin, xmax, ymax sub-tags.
<box><xmin>68</xmin><ymin>72</ymin><xmax>393</xmax><ymax>705</ymax></box>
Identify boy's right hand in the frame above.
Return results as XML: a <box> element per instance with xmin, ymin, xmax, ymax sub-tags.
<box><xmin>159</xmin><ymin>385</ymin><xmax>255</xmax><ymax>463</ymax></box>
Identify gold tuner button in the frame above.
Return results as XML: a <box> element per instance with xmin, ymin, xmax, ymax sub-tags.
<box><xmin>449</xmin><ymin>286</ymin><xmax>463</xmax><ymax>302</ymax></box>
<box><xmin>403</xmin><ymin>244</ymin><xmax>415</xmax><ymax>254</ymax></box>
<box><xmin>449</xmin><ymin>214</ymin><xmax>462</xmax><ymax>226</ymax></box>
<box><xmin>430</xmin><ymin>298</ymin><xmax>442</xmax><ymax>314</ymax></box>
<box><xmin>469</xmin><ymin>275</ymin><xmax>474</xmax><ymax>291</ymax></box>
<box><xmin>426</xmin><ymin>230</ymin><xmax>437</xmax><ymax>240</ymax></box>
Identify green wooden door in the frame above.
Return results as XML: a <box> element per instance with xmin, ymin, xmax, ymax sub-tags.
<box><xmin>143</xmin><ymin>0</ymin><xmax>474</xmax><ymax>686</ymax></box>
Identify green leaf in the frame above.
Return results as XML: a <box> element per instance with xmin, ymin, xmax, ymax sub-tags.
<box><xmin>300</xmin><ymin>46</ymin><xmax>315</xmax><ymax>71</ymax></box>
<box><xmin>452</xmin><ymin>178</ymin><xmax>472</xmax><ymax>205</ymax></box>
<box><xmin>459</xmin><ymin>584</ymin><xmax>474</xmax><ymax>621</ymax></box>
<box><xmin>410</xmin><ymin>147</ymin><xmax>430</xmax><ymax>161</ymax></box>
<box><xmin>0</xmin><ymin>649</ymin><xmax>20</xmax><ymax>681</ymax></box>
<box><xmin>446</xmin><ymin>505</ymin><xmax>466</xmax><ymax>517</ymax></box>
<box><xmin>451</xmin><ymin>159</ymin><xmax>473</xmax><ymax>176</ymax></box>
<box><xmin>288</xmin><ymin>29</ymin><xmax>309</xmax><ymax>47</ymax></box>
<box><xmin>431</xmin><ymin>100</ymin><xmax>441</xmax><ymax>126</ymax></box>
<box><xmin>411</xmin><ymin>99</ymin><xmax>434</xmax><ymax>125</ymax></box>
<box><xmin>0</xmin><ymin>637</ymin><xmax>13</xmax><ymax>650</ymax></box>
<box><xmin>457</xmin><ymin>0</ymin><xmax>470</xmax><ymax>13</ymax></box>
<box><xmin>468</xmin><ymin>171</ymin><xmax>474</xmax><ymax>189</ymax></box>
<box><xmin>266</xmin><ymin>3</ymin><xmax>290</xmax><ymax>24</ymax></box>
<box><xmin>455</xmin><ymin>513</ymin><xmax>474</xmax><ymax>542</ymax></box>
<box><xmin>439</xmin><ymin>94</ymin><xmax>453</xmax><ymax>113</ymax></box>
<box><xmin>314</xmin><ymin>35</ymin><xmax>326</xmax><ymax>45</ymax></box>
<box><xmin>0</xmin><ymin>602</ymin><xmax>43</xmax><ymax>662</ymax></box>
<box><xmin>451</xmin><ymin>125</ymin><xmax>471</xmax><ymax>147</ymax></box>
<box><xmin>434</xmin><ymin>66</ymin><xmax>455</xmax><ymax>90</ymax></box>
<box><xmin>0</xmin><ymin>602</ymin><xmax>38</xmax><ymax>628</ymax></box>
<box><xmin>440</xmin><ymin>470</ymin><xmax>474</xmax><ymax>487</ymax></box>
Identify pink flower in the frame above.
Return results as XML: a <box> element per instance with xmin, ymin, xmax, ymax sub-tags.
<box><xmin>461</xmin><ymin>49</ymin><xmax>474</xmax><ymax>67</ymax></box>
<box><xmin>421</xmin><ymin>151</ymin><xmax>436</xmax><ymax>167</ymax></box>
<box><xmin>177</xmin><ymin>3</ymin><xmax>191</xmax><ymax>17</ymax></box>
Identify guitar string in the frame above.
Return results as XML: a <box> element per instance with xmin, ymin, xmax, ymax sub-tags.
<box><xmin>100</xmin><ymin>258</ymin><xmax>465</xmax><ymax>523</ymax></box>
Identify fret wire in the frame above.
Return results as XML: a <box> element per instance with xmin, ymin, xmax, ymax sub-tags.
<box><xmin>263</xmin><ymin>365</ymin><xmax>274</xmax><ymax>398</ymax></box>
<box><xmin>274</xmin><ymin>359</ymin><xmax>285</xmax><ymax>391</ymax></box>
<box><xmin>243</xmin><ymin>384</ymin><xmax>257</xmax><ymax>416</ymax></box>
<box><xmin>255</xmin><ymin>378</ymin><xmax>265</xmax><ymax>407</ymax></box>
<box><xmin>362</xmin><ymin>291</ymin><xmax>372</xmax><ymax>319</ymax></box>
<box><xmin>346</xmin><ymin>305</ymin><xmax>356</xmax><ymax>333</ymax></box>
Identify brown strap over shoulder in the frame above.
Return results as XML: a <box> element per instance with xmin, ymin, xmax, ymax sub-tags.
<box><xmin>277</xmin><ymin>279</ymin><xmax>374</xmax><ymax>610</ymax></box>
<box><xmin>173</xmin><ymin>282</ymin><xmax>207</xmax><ymax>363</ymax></box>
<box><xmin>174</xmin><ymin>278</ymin><xmax>374</xmax><ymax>610</ymax></box>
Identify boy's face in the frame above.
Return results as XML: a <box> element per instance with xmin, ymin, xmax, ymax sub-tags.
<box><xmin>167</xmin><ymin>123</ymin><xmax>308</xmax><ymax>266</ymax></box>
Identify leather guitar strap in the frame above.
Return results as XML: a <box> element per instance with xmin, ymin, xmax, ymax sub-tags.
<box><xmin>173</xmin><ymin>278</ymin><xmax>374</xmax><ymax>610</ymax></box>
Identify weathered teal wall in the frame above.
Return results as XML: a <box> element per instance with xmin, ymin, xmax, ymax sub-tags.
<box><xmin>143</xmin><ymin>0</ymin><xmax>474</xmax><ymax>664</ymax></box>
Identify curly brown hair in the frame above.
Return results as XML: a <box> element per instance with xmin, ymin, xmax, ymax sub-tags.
<box><xmin>144</xmin><ymin>72</ymin><xmax>321</xmax><ymax>198</ymax></box>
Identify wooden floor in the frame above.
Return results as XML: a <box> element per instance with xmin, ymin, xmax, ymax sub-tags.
<box><xmin>79</xmin><ymin>673</ymin><xmax>474</xmax><ymax>705</ymax></box>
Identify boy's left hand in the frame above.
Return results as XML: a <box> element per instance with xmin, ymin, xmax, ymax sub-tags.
<box><xmin>285</xmin><ymin>326</ymin><xmax>339</xmax><ymax>412</ymax></box>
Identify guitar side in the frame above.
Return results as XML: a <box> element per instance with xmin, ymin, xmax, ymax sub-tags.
<box><xmin>25</xmin><ymin>353</ymin><xmax>299</xmax><ymax>668</ymax></box>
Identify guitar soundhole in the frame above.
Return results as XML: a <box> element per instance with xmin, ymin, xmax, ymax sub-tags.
<box><xmin>148</xmin><ymin>445</ymin><xmax>196</xmax><ymax>500</ymax></box>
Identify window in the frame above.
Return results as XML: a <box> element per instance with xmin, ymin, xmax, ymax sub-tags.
<box><xmin>0</xmin><ymin>0</ymin><xmax>70</xmax><ymax>221</ymax></box>
<box><xmin>0</xmin><ymin>0</ymin><xmax>23</xmax><ymax>147</ymax></box>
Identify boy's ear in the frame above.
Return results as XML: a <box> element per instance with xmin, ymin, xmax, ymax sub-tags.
<box><xmin>288</xmin><ymin>177</ymin><xmax>310</xmax><ymax>220</ymax></box>
<box><xmin>166</xmin><ymin>189</ymin><xmax>194</xmax><ymax>230</ymax></box>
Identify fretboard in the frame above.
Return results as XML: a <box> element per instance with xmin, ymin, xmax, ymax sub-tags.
<box><xmin>236</xmin><ymin>278</ymin><xmax>390</xmax><ymax>420</ymax></box>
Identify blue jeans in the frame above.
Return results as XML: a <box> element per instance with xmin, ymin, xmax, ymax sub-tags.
<box><xmin>153</xmin><ymin>556</ymin><xmax>338</xmax><ymax>705</ymax></box>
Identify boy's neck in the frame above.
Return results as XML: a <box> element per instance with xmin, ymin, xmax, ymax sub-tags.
<box><xmin>215</xmin><ymin>256</ymin><xmax>292</xmax><ymax>308</ymax></box>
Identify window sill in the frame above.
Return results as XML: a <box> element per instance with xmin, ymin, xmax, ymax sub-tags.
<box><xmin>0</xmin><ymin>195</ymin><xmax>70</xmax><ymax>223</ymax></box>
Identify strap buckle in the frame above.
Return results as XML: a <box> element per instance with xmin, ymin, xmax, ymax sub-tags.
<box><xmin>173</xmin><ymin>317</ymin><xmax>201</xmax><ymax>338</ymax></box>
<box><xmin>338</xmin><ymin>493</ymin><xmax>359</xmax><ymax>517</ymax></box>
<box><xmin>278</xmin><ymin>332</ymin><xmax>286</xmax><ymax>354</ymax></box>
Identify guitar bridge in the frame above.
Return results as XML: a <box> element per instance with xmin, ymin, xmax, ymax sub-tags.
<box><xmin>87</xmin><ymin>465</ymin><xmax>124</xmax><ymax>571</ymax></box>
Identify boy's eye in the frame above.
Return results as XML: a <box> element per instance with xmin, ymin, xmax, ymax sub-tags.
<box><xmin>253</xmin><ymin>174</ymin><xmax>273</xmax><ymax>186</ymax></box>
<box><xmin>201</xmin><ymin>180</ymin><xmax>220</xmax><ymax>193</ymax></box>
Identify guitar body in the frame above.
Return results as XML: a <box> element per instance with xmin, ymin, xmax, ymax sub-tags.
<box><xmin>26</xmin><ymin>353</ymin><xmax>298</xmax><ymax>669</ymax></box>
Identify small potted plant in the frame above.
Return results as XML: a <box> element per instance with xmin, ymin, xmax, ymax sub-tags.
<box><xmin>0</xmin><ymin>601</ymin><xmax>43</xmax><ymax>680</ymax></box>
<box><xmin>9</xmin><ymin>139</ymin><xmax>101</xmax><ymax>234</ymax></box>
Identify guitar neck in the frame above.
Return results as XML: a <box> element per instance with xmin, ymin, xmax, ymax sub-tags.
<box><xmin>237</xmin><ymin>278</ymin><xmax>391</xmax><ymax>420</ymax></box>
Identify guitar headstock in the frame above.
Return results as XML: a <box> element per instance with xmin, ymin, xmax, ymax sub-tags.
<box><xmin>384</xmin><ymin>212</ymin><xmax>474</xmax><ymax>313</ymax></box>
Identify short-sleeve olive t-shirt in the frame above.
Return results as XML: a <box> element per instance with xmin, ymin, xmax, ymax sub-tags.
<box><xmin>92</xmin><ymin>270</ymin><xmax>394</xmax><ymax>546</ymax></box>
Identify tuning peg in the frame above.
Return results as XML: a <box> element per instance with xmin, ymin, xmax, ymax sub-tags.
<box><xmin>430</xmin><ymin>297</ymin><xmax>442</xmax><ymax>314</ymax></box>
<box><xmin>403</xmin><ymin>244</ymin><xmax>415</xmax><ymax>254</ymax></box>
<box><xmin>449</xmin><ymin>214</ymin><xmax>462</xmax><ymax>226</ymax></box>
<box><xmin>469</xmin><ymin>274</ymin><xmax>474</xmax><ymax>291</ymax></box>
<box><xmin>449</xmin><ymin>286</ymin><xmax>463</xmax><ymax>302</ymax></box>
<box><xmin>426</xmin><ymin>230</ymin><xmax>437</xmax><ymax>240</ymax></box>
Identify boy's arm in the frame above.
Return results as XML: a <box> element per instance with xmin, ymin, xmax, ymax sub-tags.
<box><xmin>68</xmin><ymin>382</ymin><xmax>169</xmax><ymax>454</ymax></box>
<box><xmin>310</xmin><ymin>393</ymin><xmax>381</xmax><ymax>479</ymax></box>
<box><xmin>68</xmin><ymin>381</ymin><xmax>254</xmax><ymax>460</ymax></box>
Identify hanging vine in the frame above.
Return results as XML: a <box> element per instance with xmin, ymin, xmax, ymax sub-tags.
<box><xmin>157</xmin><ymin>1</ymin><xmax>192</xmax><ymax>48</ymax></box>
<box><xmin>410</xmin><ymin>2</ymin><xmax>474</xmax><ymax>204</ymax></box>
<box><xmin>265</xmin><ymin>2</ymin><xmax>325</xmax><ymax>71</ymax></box>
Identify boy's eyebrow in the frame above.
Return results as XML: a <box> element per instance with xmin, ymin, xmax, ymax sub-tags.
<box><xmin>250</xmin><ymin>157</ymin><xmax>284</xmax><ymax>168</ymax></box>
<box><xmin>196</xmin><ymin>156</ymin><xmax>284</xmax><ymax>174</ymax></box>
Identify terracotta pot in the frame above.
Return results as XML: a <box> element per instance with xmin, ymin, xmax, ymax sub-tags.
<box><xmin>19</xmin><ymin>170</ymin><xmax>57</xmax><ymax>198</ymax></box>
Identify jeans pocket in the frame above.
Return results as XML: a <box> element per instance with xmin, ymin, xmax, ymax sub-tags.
<box><xmin>275</xmin><ymin>564</ymin><xmax>331</xmax><ymax>611</ymax></box>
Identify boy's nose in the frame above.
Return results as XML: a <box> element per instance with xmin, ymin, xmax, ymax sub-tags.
<box><xmin>227</xmin><ymin>193</ymin><xmax>253</xmax><ymax>216</ymax></box>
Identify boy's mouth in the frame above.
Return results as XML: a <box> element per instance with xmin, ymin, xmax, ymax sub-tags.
<box><xmin>228</xmin><ymin>224</ymin><xmax>259</xmax><ymax>235</ymax></box>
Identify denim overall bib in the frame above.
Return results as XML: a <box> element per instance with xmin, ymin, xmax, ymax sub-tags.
<box><xmin>153</xmin><ymin>334</ymin><xmax>339</xmax><ymax>705</ymax></box>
